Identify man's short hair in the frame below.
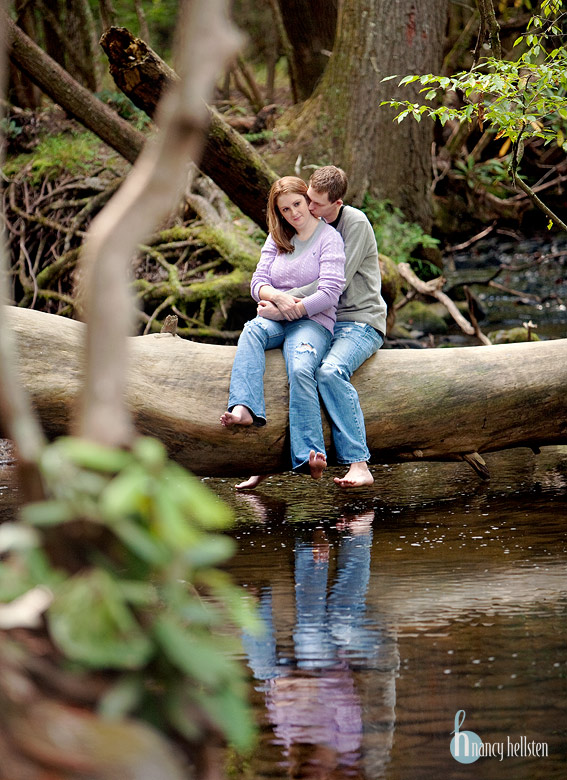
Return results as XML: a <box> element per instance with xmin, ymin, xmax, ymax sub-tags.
<box><xmin>308</xmin><ymin>166</ymin><xmax>348</xmax><ymax>203</ymax></box>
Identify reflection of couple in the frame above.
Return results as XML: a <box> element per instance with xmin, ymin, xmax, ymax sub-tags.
<box><xmin>220</xmin><ymin>166</ymin><xmax>387</xmax><ymax>489</ymax></box>
<box><xmin>242</xmin><ymin>513</ymin><xmax>398</xmax><ymax>779</ymax></box>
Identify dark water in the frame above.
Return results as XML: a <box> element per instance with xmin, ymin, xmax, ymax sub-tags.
<box><xmin>448</xmin><ymin>233</ymin><xmax>567</xmax><ymax>342</ymax></box>
<box><xmin>205</xmin><ymin>446</ymin><xmax>567</xmax><ymax>779</ymax></box>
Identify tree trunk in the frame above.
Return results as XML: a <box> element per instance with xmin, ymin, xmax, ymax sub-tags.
<box><xmin>276</xmin><ymin>0</ymin><xmax>338</xmax><ymax>100</ymax></box>
<box><xmin>5</xmin><ymin>16</ymin><xmax>276</xmax><ymax>231</ymax></box>
<box><xmin>9</xmin><ymin>307</ymin><xmax>567</xmax><ymax>479</ymax></box>
<box><xmin>273</xmin><ymin>0</ymin><xmax>449</xmax><ymax>230</ymax></box>
<box><xmin>65</xmin><ymin>0</ymin><xmax>100</xmax><ymax>91</ymax></box>
<box><xmin>9</xmin><ymin>0</ymin><xmax>41</xmax><ymax>108</ymax></box>
<box><xmin>99</xmin><ymin>26</ymin><xmax>277</xmax><ymax>230</ymax></box>
<box><xmin>4</xmin><ymin>12</ymin><xmax>144</xmax><ymax>164</ymax></box>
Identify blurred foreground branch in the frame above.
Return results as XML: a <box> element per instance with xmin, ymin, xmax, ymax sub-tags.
<box><xmin>76</xmin><ymin>0</ymin><xmax>243</xmax><ymax>446</ymax></box>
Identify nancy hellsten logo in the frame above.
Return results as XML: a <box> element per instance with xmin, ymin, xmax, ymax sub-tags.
<box><xmin>450</xmin><ymin>710</ymin><xmax>549</xmax><ymax>764</ymax></box>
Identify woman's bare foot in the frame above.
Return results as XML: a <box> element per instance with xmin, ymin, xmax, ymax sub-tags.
<box><xmin>334</xmin><ymin>461</ymin><xmax>374</xmax><ymax>488</ymax></box>
<box><xmin>309</xmin><ymin>450</ymin><xmax>327</xmax><ymax>480</ymax></box>
<box><xmin>235</xmin><ymin>474</ymin><xmax>267</xmax><ymax>491</ymax></box>
<box><xmin>220</xmin><ymin>405</ymin><xmax>253</xmax><ymax>427</ymax></box>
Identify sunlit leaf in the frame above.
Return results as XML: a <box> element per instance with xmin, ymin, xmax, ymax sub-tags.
<box><xmin>53</xmin><ymin>437</ymin><xmax>132</xmax><ymax>472</ymax></box>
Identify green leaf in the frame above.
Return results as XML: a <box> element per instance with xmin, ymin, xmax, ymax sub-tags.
<box><xmin>184</xmin><ymin>534</ymin><xmax>235</xmax><ymax>568</ymax></box>
<box><xmin>153</xmin><ymin>614</ymin><xmax>236</xmax><ymax>686</ymax></box>
<box><xmin>398</xmin><ymin>75</ymin><xmax>419</xmax><ymax>86</ymax></box>
<box><xmin>381</xmin><ymin>74</ymin><xmax>398</xmax><ymax>82</ymax></box>
<box><xmin>132</xmin><ymin>437</ymin><xmax>167</xmax><ymax>472</ymax></box>
<box><xmin>53</xmin><ymin>437</ymin><xmax>132</xmax><ymax>473</ymax></box>
<box><xmin>100</xmin><ymin>465</ymin><xmax>151</xmax><ymax>521</ymax></box>
<box><xmin>195</xmin><ymin>684</ymin><xmax>256</xmax><ymax>751</ymax></box>
<box><xmin>118</xmin><ymin>579</ymin><xmax>158</xmax><ymax>607</ymax></box>
<box><xmin>111</xmin><ymin>517</ymin><xmax>169</xmax><ymax>566</ymax></box>
<box><xmin>48</xmin><ymin>569</ymin><xmax>153</xmax><ymax>669</ymax></box>
<box><xmin>165</xmin><ymin>463</ymin><xmax>233</xmax><ymax>530</ymax></box>
<box><xmin>20</xmin><ymin>500</ymin><xmax>76</xmax><ymax>526</ymax></box>
<box><xmin>98</xmin><ymin>674</ymin><xmax>144</xmax><ymax>719</ymax></box>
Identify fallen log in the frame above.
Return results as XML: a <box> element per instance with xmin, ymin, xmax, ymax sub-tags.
<box><xmin>8</xmin><ymin>307</ymin><xmax>567</xmax><ymax>478</ymax></box>
<box><xmin>4</xmin><ymin>14</ymin><xmax>277</xmax><ymax>231</ymax></box>
<box><xmin>99</xmin><ymin>26</ymin><xmax>278</xmax><ymax>230</ymax></box>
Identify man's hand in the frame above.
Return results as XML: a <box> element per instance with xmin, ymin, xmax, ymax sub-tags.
<box><xmin>257</xmin><ymin>300</ymin><xmax>285</xmax><ymax>320</ymax></box>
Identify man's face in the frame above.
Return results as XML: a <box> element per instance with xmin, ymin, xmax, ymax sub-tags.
<box><xmin>306</xmin><ymin>186</ymin><xmax>342</xmax><ymax>222</ymax></box>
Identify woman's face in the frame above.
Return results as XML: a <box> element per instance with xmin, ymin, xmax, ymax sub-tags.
<box><xmin>277</xmin><ymin>191</ymin><xmax>311</xmax><ymax>231</ymax></box>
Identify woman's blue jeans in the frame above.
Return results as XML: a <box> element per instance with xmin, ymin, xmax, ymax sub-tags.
<box><xmin>227</xmin><ymin>316</ymin><xmax>331</xmax><ymax>470</ymax></box>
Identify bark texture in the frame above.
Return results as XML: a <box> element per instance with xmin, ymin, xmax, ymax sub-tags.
<box><xmin>9</xmin><ymin>308</ymin><xmax>567</xmax><ymax>478</ymax></box>
<box><xmin>99</xmin><ymin>26</ymin><xmax>277</xmax><ymax>230</ymax></box>
<box><xmin>276</xmin><ymin>0</ymin><xmax>338</xmax><ymax>100</ymax></box>
<box><xmin>274</xmin><ymin>0</ymin><xmax>449</xmax><ymax>229</ymax></box>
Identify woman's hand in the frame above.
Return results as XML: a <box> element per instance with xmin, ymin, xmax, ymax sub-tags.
<box><xmin>257</xmin><ymin>301</ymin><xmax>285</xmax><ymax>320</ymax></box>
<box><xmin>272</xmin><ymin>292</ymin><xmax>305</xmax><ymax>320</ymax></box>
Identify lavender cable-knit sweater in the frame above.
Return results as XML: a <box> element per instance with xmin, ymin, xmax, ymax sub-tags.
<box><xmin>250</xmin><ymin>221</ymin><xmax>346</xmax><ymax>333</ymax></box>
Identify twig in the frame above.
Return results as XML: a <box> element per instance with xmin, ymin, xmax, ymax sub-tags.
<box><xmin>144</xmin><ymin>294</ymin><xmax>175</xmax><ymax>335</ymax></box>
<box><xmin>446</xmin><ymin>222</ymin><xmax>496</xmax><ymax>252</ymax></box>
<box><xmin>488</xmin><ymin>279</ymin><xmax>541</xmax><ymax>302</ymax></box>
<box><xmin>509</xmin><ymin>173</ymin><xmax>567</xmax><ymax>207</ymax></box>
<box><xmin>464</xmin><ymin>285</ymin><xmax>492</xmax><ymax>345</ymax></box>
<box><xmin>397</xmin><ymin>262</ymin><xmax>476</xmax><ymax>336</ymax></box>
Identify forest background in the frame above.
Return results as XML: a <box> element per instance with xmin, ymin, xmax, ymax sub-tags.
<box><xmin>3</xmin><ymin>0</ymin><xmax>566</xmax><ymax>344</ymax></box>
<box><xmin>1</xmin><ymin>1</ymin><xmax>567</xmax><ymax>778</ymax></box>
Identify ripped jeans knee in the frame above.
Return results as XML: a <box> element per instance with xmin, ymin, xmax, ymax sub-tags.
<box><xmin>316</xmin><ymin>358</ymin><xmax>350</xmax><ymax>386</ymax></box>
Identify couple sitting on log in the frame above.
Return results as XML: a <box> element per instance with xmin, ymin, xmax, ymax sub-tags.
<box><xmin>220</xmin><ymin>166</ymin><xmax>387</xmax><ymax>489</ymax></box>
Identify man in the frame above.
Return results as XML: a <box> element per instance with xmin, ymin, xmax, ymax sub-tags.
<box><xmin>239</xmin><ymin>166</ymin><xmax>387</xmax><ymax>489</ymax></box>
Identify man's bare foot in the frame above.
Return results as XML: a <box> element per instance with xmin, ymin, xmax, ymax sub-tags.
<box><xmin>220</xmin><ymin>405</ymin><xmax>253</xmax><ymax>427</ymax></box>
<box><xmin>334</xmin><ymin>461</ymin><xmax>374</xmax><ymax>488</ymax></box>
<box><xmin>235</xmin><ymin>474</ymin><xmax>267</xmax><ymax>491</ymax></box>
<box><xmin>309</xmin><ymin>450</ymin><xmax>327</xmax><ymax>480</ymax></box>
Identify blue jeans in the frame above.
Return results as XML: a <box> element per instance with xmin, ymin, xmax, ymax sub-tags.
<box><xmin>228</xmin><ymin>316</ymin><xmax>331</xmax><ymax>470</ymax></box>
<box><xmin>315</xmin><ymin>322</ymin><xmax>384</xmax><ymax>465</ymax></box>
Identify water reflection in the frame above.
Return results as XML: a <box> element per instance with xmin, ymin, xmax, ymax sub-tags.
<box><xmin>241</xmin><ymin>509</ymin><xmax>398</xmax><ymax>779</ymax></box>
<box><xmin>215</xmin><ymin>447</ymin><xmax>567</xmax><ymax>779</ymax></box>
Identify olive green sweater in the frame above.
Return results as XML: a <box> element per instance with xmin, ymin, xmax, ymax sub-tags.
<box><xmin>287</xmin><ymin>205</ymin><xmax>387</xmax><ymax>335</ymax></box>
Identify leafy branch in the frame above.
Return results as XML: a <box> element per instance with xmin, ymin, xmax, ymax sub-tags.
<box><xmin>380</xmin><ymin>0</ymin><xmax>567</xmax><ymax>231</ymax></box>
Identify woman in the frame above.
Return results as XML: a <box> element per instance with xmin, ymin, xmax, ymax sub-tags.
<box><xmin>220</xmin><ymin>176</ymin><xmax>345</xmax><ymax>479</ymax></box>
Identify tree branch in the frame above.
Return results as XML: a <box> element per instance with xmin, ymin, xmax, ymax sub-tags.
<box><xmin>76</xmin><ymin>0</ymin><xmax>243</xmax><ymax>446</ymax></box>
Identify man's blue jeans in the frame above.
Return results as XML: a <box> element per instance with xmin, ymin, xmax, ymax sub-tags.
<box><xmin>316</xmin><ymin>322</ymin><xmax>384</xmax><ymax>465</ymax></box>
<box><xmin>227</xmin><ymin>316</ymin><xmax>331</xmax><ymax>470</ymax></box>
